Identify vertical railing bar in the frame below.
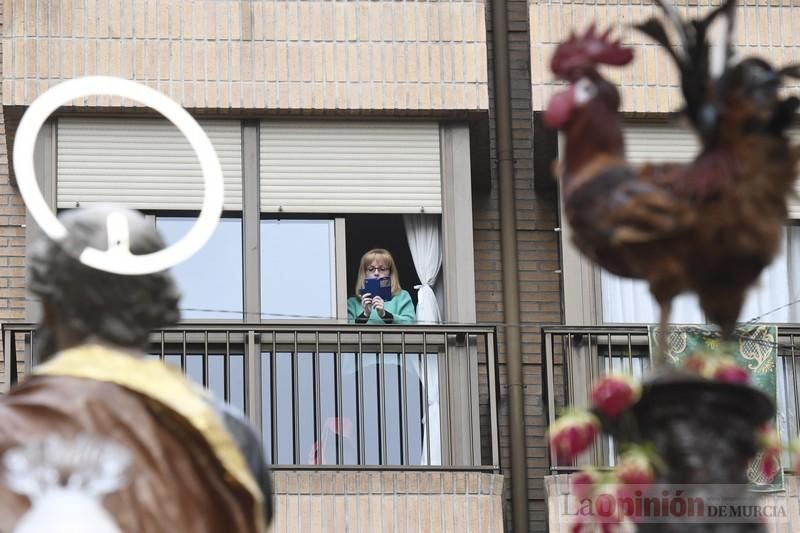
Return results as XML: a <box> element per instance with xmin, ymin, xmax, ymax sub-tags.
<box><xmin>779</xmin><ymin>341</ymin><xmax>793</xmax><ymax>444</ymax></box>
<box><xmin>791</xmin><ymin>335</ymin><xmax>800</xmax><ymax>440</ymax></box>
<box><xmin>400</xmin><ymin>332</ymin><xmax>409</xmax><ymax>465</ymax></box>
<box><xmin>443</xmin><ymin>329</ymin><xmax>453</xmax><ymax>466</ymax></box>
<box><xmin>292</xmin><ymin>330</ymin><xmax>300</xmax><ymax>465</ymax></box>
<box><xmin>544</xmin><ymin>331</ymin><xmax>556</xmax><ymax>471</ymax></box>
<box><xmin>2</xmin><ymin>329</ymin><xmax>13</xmax><ymax>392</ymax></box>
<box><xmin>601</xmin><ymin>332</ymin><xmax>612</xmax><ymax>466</ymax></box>
<box><xmin>160</xmin><ymin>330</ymin><xmax>165</xmax><ymax>361</ymax></box>
<box><xmin>9</xmin><ymin>331</ymin><xmax>18</xmax><ymax>389</ymax></box>
<box><xmin>181</xmin><ymin>330</ymin><xmax>187</xmax><ymax>375</ymax></box>
<box><xmin>245</xmin><ymin>330</ymin><xmax>261</xmax><ymax>431</ymax></box>
<box><xmin>336</xmin><ymin>331</ymin><xmax>344</xmax><ymax>465</ymax></box>
<box><xmin>357</xmin><ymin>331</ymin><xmax>365</xmax><ymax>465</ymax></box>
<box><xmin>487</xmin><ymin>330</ymin><xmax>500</xmax><ymax>469</ymax></box>
<box><xmin>466</xmin><ymin>333</ymin><xmax>476</xmax><ymax>465</ymax></box>
<box><xmin>588</xmin><ymin>333</ymin><xmax>599</xmax><ymax>467</ymax></box>
<box><xmin>566</xmin><ymin>333</ymin><xmax>574</xmax><ymax>413</ymax></box>
<box><xmin>627</xmin><ymin>333</ymin><xmax>633</xmax><ymax>375</ymax></box>
<box><xmin>29</xmin><ymin>330</ymin><xmax>35</xmax><ymax>372</ymax></box>
<box><xmin>314</xmin><ymin>330</ymin><xmax>322</xmax><ymax>464</ymax></box>
<box><xmin>20</xmin><ymin>330</ymin><xmax>26</xmax><ymax>386</ymax></box>
<box><xmin>422</xmin><ymin>332</ymin><xmax>431</xmax><ymax>466</ymax></box>
<box><xmin>378</xmin><ymin>331</ymin><xmax>387</xmax><ymax>465</ymax></box>
<box><xmin>270</xmin><ymin>330</ymin><xmax>278</xmax><ymax>465</ymax></box>
<box><xmin>202</xmin><ymin>331</ymin><xmax>209</xmax><ymax>388</ymax></box>
<box><xmin>224</xmin><ymin>330</ymin><xmax>230</xmax><ymax>403</ymax></box>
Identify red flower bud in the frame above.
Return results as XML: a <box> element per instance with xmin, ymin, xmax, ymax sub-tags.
<box><xmin>591</xmin><ymin>374</ymin><xmax>641</xmax><ymax>418</ymax></box>
<box><xmin>682</xmin><ymin>353</ymin><xmax>706</xmax><ymax>374</ymax></box>
<box><xmin>759</xmin><ymin>451</ymin><xmax>780</xmax><ymax>483</ymax></box>
<box><xmin>548</xmin><ymin>412</ymin><xmax>600</xmax><ymax>463</ymax></box>
<box><xmin>572</xmin><ymin>469</ymin><xmax>600</xmax><ymax>499</ymax></box>
<box><xmin>570</xmin><ymin>515</ymin><xmax>586</xmax><ymax>533</ymax></box>
<box><xmin>594</xmin><ymin>486</ymin><xmax>624</xmax><ymax>528</ymax></box>
<box><xmin>713</xmin><ymin>364</ymin><xmax>749</xmax><ymax>384</ymax></box>
<box><xmin>616</xmin><ymin>449</ymin><xmax>655</xmax><ymax>488</ymax></box>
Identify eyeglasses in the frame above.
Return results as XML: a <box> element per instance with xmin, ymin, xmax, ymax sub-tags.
<box><xmin>367</xmin><ymin>266</ymin><xmax>390</xmax><ymax>273</ymax></box>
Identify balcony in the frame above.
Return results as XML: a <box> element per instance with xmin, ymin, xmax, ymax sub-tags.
<box><xmin>542</xmin><ymin>325</ymin><xmax>800</xmax><ymax>471</ymax></box>
<box><xmin>542</xmin><ymin>325</ymin><xmax>800</xmax><ymax>532</ymax></box>
<box><xmin>3</xmin><ymin>323</ymin><xmax>505</xmax><ymax>532</ymax></box>
<box><xmin>3</xmin><ymin>322</ymin><xmax>500</xmax><ymax>470</ymax></box>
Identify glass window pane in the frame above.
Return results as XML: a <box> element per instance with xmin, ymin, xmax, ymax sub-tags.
<box><xmin>261</xmin><ymin>219</ymin><xmax>334</xmax><ymax>320</ymax></box>
<box><xmin>157</xmin><ymin>217</ymin><xmax>243</xmax><ymax>320</ymax></box>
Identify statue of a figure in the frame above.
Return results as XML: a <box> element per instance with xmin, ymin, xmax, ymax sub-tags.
<box><xmin>0</xmin><ymin>207</ymin><xmax>272</xmax><ymax>533</ymax></box>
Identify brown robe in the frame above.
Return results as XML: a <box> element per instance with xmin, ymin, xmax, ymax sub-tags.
<box><xmin>0</xmin><ymin>345</ymin><xmax>264</xmax><ymax>533</ymax></box>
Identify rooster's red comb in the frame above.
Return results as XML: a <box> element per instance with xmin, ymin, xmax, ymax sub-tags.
<box><xmin>551</xmin><ymin>24</ymin><xmax>634</xmax><ymax>80</ymax></box>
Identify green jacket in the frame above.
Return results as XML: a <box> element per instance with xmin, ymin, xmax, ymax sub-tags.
<box><xmin>347</xmin><ymin>289</ymin><xmax>416</xmax><ymax>324</ymax></box>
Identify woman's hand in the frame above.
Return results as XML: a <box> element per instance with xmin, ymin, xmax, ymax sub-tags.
<box><xmin>361</xmin><ymin>293</ymin><xmax>373</xmax><ymax>315</ymax></box>
<box><xmin>372</xmin><ymin>296</ymin><xmax>385</xmax><ymax>317</ymax></box>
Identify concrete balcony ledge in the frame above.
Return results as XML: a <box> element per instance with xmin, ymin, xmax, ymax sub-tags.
<box><xmin>271</xmin><ymin>470</ymin><xmax>505</xmax><ymax>532</ymax></box>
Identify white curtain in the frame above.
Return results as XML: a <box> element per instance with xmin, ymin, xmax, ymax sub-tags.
<box><xmin>739</xmin><ymin>226</ymin><xmax>800</xmax><ymax>323</ymax></box>
<box><xmin>403</xmin><ymin>214</ymin><xmax>443</xmax><ymax>324</ymax></box>
<box><xmin>601</xmin><ymin>227</ymin><xmax>800</xmax><ymax>324</ymax></box>
<box><xmin>403</xmin><ymin>214</ymin><xmax>443</xmax><ymax>464</ymax></box>
<box><xmin>419</xmin><ymin>353</ymin><xmax>441</xmax><ymax>465</ymax></box>
<box><xmin>601</xmin><ymin>272</ymin><xmax>705</xmax><ymax>324</ymax></box>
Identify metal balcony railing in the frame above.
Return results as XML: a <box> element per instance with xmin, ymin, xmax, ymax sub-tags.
<box><xmin>2</xmin><ymin>323</ymin><xmax>500</xmax><ymax>472</ymax></box>
<box><xmin>542</xmin><ymin>325</ymin><xmax>800</xmax><ymax>473</ymax></box>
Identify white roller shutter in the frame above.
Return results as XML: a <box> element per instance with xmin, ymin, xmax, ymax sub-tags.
<box><xmin>624</xmin><ymin>121</ymin><xmax>800</xmax><ymax>218</ymax></box>
<box><xmin>259</xmin><ymin>121</ymin><xmax>441</xmax><ymax>214</ymax></box>
<box><xmin>57</xmin><ymin>118</ymin><xmax>243</xmax><ymax>211</ymax></box>
<box><xmin>623</xmin><ymin>122</ymin><xmax>699</xmax><ymax>164</ymax></box>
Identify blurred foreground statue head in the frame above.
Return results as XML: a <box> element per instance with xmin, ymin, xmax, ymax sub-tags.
<box><xmin>27</xmin><ymin>206</ymin><xmax>181</xmax><ymax>357</ymax></box>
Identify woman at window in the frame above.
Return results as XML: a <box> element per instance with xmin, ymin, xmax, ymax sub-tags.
<box><xmin>348</xmin><ymin>248</ymin><xmax>416</xmax><ymax>324</ymax></box>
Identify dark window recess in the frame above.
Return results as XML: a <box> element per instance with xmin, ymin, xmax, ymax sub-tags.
<box><xmin>344</xmin><ymin>214</ymin><xmax>420</xmax><ymax>308</ymax></box>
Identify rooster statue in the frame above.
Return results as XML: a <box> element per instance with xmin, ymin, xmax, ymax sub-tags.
<box><xmin>545</xmin><ymin>0</ymin><xmax>800</xmax><ymax>352</ymax></box>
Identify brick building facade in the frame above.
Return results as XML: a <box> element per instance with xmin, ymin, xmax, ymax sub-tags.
<box><xmin>1</xmin><ymin>2</ymin><xmax>798</xmax><ymax>533</ymax></box>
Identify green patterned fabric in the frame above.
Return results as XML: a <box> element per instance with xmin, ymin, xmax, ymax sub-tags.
<box><xmin>647</xmin><ymin>324</ymin><xmax>782</xmax><ymax>491</ymax></box>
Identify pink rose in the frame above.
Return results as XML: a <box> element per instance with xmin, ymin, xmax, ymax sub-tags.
<box><xmin>590</xmin><ymin>374</ymin><xmax>642</xmax><ymax>418</ymax></box>
<box><xmin>760</xmin><ymin>450</ymin><xmax>780</xmax><ymax>483</ymax></box>
<box><xmin>571</xmin><ymin>469</ymin><xmax>600</xmax><ymax>499</ymax></box>
<box><xmin>616</xmin><ymin>449</ymin><xmax>655</xmax><ymax>488</ymax></box>
<box><xmin>712</xmin><ymin>363</ymin><xmax>749</xmax><ymax>384</ymax></box>
<box><xmin>549</xmin><ymin>411</ymin><xmax>600</xmax><ymax>463</ymax></box>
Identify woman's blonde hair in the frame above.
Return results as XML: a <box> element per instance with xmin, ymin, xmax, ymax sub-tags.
<box><xmin>354</xmin><ymin>248</ymin><xmax>403</xmax><ymax>297</ymax></box>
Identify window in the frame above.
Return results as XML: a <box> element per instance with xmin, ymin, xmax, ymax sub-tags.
<box><xmin>561</xmin><ymin>121</ymin><xmax>800</xmax><ymax>326</ymax></box>
<box><xmin>157</xmin><ymin>217</ymin><xmax>244</xmax><ymax>320</ymax></box>
<box><xmin>260</xmin><ymin>219</ymin><xmax>335</xmax><ymax>320</ymax></box>
<box><xmin>39</xmin><ymin>117</ymin><xmax>475</xmax><ymax>324</ymax></box>
<box><xmin>601</xmin><ymin>227</ymin><xmax>800</xmax><ymax>324</ymax></box>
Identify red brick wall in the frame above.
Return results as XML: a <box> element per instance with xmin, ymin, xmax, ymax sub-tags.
<box><xmin>477</xmin><ymin>1</ymin><xmax>562</xmax><ymax>531</ymax></box>
<box><xmin>0</xmin><ymin>1</ymin><xmax>27</xmax><ymax>388</ymax></box>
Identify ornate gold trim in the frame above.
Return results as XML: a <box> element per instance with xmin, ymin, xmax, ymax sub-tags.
<box><xmin>34</xmin><ymin>345</ymin><xmax>264</xmax><ymax>531</ymax></box>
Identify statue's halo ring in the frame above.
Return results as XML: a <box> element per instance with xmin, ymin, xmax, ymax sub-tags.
<box><xmin>13</xmin><ymin>76</ymin><xmax>223</xmax><ymax>275</ymax></box>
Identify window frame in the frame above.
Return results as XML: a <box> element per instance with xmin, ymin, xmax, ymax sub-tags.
<box><xmin>27</xmin><ymin>117</ymin><xmax>477</xmax><ymax>330</ymax></box>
